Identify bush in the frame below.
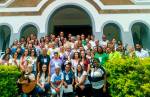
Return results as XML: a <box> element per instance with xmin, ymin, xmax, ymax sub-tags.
<box><xmin>0</xmin><ymin>65</ymin><xmax>21</xmax><ymax>97</ymax></box>
<box><xmin>105</xmin><ymin>57</ymin><xmax>150</xmax><ymax>97</ymax></box>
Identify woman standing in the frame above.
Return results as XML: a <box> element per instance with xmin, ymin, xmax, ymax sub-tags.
<box><xmin>71</xmin><ymin>52</ymin><xmax>80</xmax><ymax>73</ymax></box>
<box><xmin>20</xmin><ymin>49</ymin><xmax>29</xmax><ymax>72</ymax></box>
<box><xmin>28</xmin><ymin>49</ymin><xmax>37</xmax><ymax>75</ymax></box>
<box><xmin>80</xmin><ymin>50</ymin><xmax>90</xmax><ymax>74</ymax></box>
<box><xmin>0</xmin><ymin>53</ymin><xmax>12</xmax><ymax>65</ymax></box>
<box><xmin>10</xmin><ymin>52</ymin><xmax>20</xmax><ymax>66</ymax></box>
<box><xmin>90</xmin><ymin>58</ymin><xmax>106</xmax><ymax>97</ymax></box>
<box><xmin>94</xmin><ymin>46</ymin><xmax>108</xmax><ymax>65</ymax></box>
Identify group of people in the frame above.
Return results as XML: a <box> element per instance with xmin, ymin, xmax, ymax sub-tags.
<box><xmin>0</xmin><ymin>31</ymin><xmax>149</xmax><ymax>97</ymax></box>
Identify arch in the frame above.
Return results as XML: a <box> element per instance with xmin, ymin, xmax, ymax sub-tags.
<box><xmin>130</xmin><ymin>21</ymin><xmax>150</xmax><ymax>49</ymax></box>
<box><xmin>102</xmin><ymin>21</ymin><xmax>123</xmax><ymax>41</ymax></box>
<box><xmin>43</xmin><ymin>0</ymin><xmax>99</xmax><ymax>35</ymax></box>
<box><xmin>129</xmin><ymin>20</ymin><xmax>150</xmax><ymax>32</ymax></box>
<box><xmin>0</xmin><ymin>23</ymin><xmax>12</xmax><ymax>51</ymax></box>
<box><xmin>19</xmin><ymin>23</ymin><xmax>40</xmax><ymax>39</ymax></box>
<box><xmin>47</xmin><ymin>5</ymin><xmax>92</xmax><ymax>36</ymax></box>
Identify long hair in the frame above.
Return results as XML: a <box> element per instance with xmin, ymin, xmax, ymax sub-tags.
<box><xmin>80</xmin><ymin>50</ymin><xmax>86</xmax><ymax>60</ymax></box>
<box><xmin>39</xmin><ymin>65</ymin><xmax>48</xmax><ymax>79</ymax></box>
<box><xmin>2</xmin><ymin>53</ymin><xmax>10</xmax><ymax>60</ymax></box>
<box><xmin>5</xmin><ymin>48</ymin><xmax>11</xmax><ymax>54</ymax></box>
<box><xmin>97</xmin><ymin>46</ymin><xmax>104</xmax><ymax>54</ymax></box>
<box><xmin>73</xmin><ymin>52</ymin><xmax>80</xmax><ymax>59</ymax></box>
<box><xmin>76</xmin><ymin>64</ymin><xmax>83</xmax><ymax>77</ymax></box>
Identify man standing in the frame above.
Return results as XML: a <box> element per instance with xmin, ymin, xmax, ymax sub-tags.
<box><xmin>135</xmin><ymin>44</ymin><xmax>149</xmax><ymax>58</ymax></box>
<box><xmin>37</xmin><ymin>48</ymin><xmax>50</xmax><ymax>73</ymax></box>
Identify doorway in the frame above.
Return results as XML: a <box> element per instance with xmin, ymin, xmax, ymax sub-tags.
<box><xmin>48</xmin><ymin>5</ymin><xmax>93</xmax><ymax>36</ymax></box>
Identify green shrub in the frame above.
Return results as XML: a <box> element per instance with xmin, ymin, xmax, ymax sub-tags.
<box><xmin>105</xmin><ymin>57</ymin><xmax>150</xmax><ymax>97</ymax></box>
<box><xmin>0</xmin><ymin>65</ymin><xmax>21</xmax><ymax>97</ymax></box>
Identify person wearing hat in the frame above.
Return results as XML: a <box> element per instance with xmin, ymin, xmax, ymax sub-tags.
<box><xmin>90</xmin><ymin>58</ymin><xmax>106</xmax><ymax>97</ymax></box>
<box><xmin>50</xmin><ymin>65</ymin><xmax>64</xmax><ymax>97</ymax></box>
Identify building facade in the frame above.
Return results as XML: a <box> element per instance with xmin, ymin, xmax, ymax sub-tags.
<box><xmin>0</xmin><ymin>0</ymin><xmax>150</xmax><ymax>51</ymax></box>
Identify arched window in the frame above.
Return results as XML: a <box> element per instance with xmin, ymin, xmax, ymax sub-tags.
<box><xmin>131</xmin><ymin>22</ymin><xmax>150</xmax><ymax>50</ymax></box>
<box><xmin>103</xmin><ymin>23</ymin><xmax>122</xmax><ymax>41</ymax></box>
<box><xmin>0</xmin><ymin>25</ymin><xmax>11</xmax><ymax>51</ymax></box>
<box><xmin>20</xmin><ymin>24</ymin><xmax>38</xmax><ymax>39</ymax></box>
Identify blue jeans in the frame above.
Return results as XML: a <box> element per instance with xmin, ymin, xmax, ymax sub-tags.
<box><xmin>36</xmin><ymin>83</ymin><xmax>50</xmax><ymax>95</ymax></box>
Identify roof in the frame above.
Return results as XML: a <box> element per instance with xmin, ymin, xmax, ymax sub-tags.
<box><xmin>8</xmin><ymin>0</ymin><xmax>41</xmax><ymax>7</ymax></box>
<box><xmin>0</xmin><ymin>0</ymin><xmax>150</xmax><ymax>16</ymax></box>
<box><xmin>101</xmin><ymin>0</ymin><xmax>134</xmax><ymax>5</ymax></box>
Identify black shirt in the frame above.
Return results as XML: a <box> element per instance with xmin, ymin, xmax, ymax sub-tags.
<box><xmin>37</xmin><ymin>54</ymin><xmax>50</xmax><ymax>72</ymax></box>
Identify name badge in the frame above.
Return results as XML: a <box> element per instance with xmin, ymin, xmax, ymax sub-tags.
<box><xmin>44</xmin><ymin>58</ymin><xmax>47</xmax><ymax>63</ymax></box>
<box><xmin>66</xmin><ymin>74</ymin><xmax>69</xmax><ymax>80</ymax></box>
<box><xmin>99</xmin><ymin>57</ymin><xmax>102</xmax><ymax>63</ymax></box>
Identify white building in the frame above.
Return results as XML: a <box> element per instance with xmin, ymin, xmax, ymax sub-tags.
<box><xmin>0</xmin><ymin>0</ymin><xmax>150</xmax><ymax>51</ymax></box>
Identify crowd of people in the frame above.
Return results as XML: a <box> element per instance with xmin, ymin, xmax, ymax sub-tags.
<box><xmin>0</xmin><ymin>31</ymin><xmax>149</xmax><ymax>97</ymax></box>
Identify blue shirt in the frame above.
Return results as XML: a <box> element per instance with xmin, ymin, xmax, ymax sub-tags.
<box><xmin>51</xmin><ymin>72</ymin><xmax>64</xmax><ymax>87</ymax></box>
<box><xmin>63</xmin><ymin>70</ymin><xmax>74</xmax><ymax>84</ymax></box>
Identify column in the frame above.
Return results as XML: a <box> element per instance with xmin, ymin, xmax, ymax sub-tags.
<box><xmin>121</xmin><ymin>31</ymin><xmax>134</xmax><ymax>48</ymax></box>
<box><xmin>93</xmin><ymin>32</ymin><xmax>102</xmax><ymax>41</ymax></box>
<box><xmin>37</xmin><ymin>32</ymin><xmax>47</xmax><ymax>40</ymax></box>
<box><xmin>9</xmin><ymin>33</ymin><xmax>20</xmax><ymax>47</ymax></box>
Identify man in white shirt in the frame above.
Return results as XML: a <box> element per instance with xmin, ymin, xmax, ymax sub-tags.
<box><xmin>100</xmin><ymin>35</ymin><xmax>109</xmax><ymax>48</ymax></box>
<box><xmin>89</xmin><ymin>35</ymin><xmax>95</xmax><ymax>47</ymax></box>
<box><xmin>135</xmin><ymin>44</ymin><xmax>149</xmax><ymax>58</ymax></box>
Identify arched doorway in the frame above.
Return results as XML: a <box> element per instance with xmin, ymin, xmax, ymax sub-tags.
<box><xmin>20</xmin><ymin>24</ymin><xmax>38</xmax><ymax>39</ymax></box>
<box><xmin>131</xmin><ymin>22</ymin><xmax>150</xmax><ymax>49</ymax></box>
<box><xmin>103</xmin><ymin>23</ymin><xmax>122</xmax><ymax>41</ymax></box>
<box><xmin>0</xmin><ymin>25</ymin><xmax>11</xmax><ymax>52</ymax></box>
<box><xmin>48</xmin><ymin>5</ymin><xmax>92</xmax><ymax>37</ymax></box>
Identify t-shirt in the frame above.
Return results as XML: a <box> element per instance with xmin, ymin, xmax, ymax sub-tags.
<box><xmin>82</xmin><ymin>40</ymin><xmax>87</xmax><ymax>46</ymax></box>
<box><xmin>71</xmin><ymin>59</ymin><xmax>79</xmax><ymax>71</ymax></box>
<box><xmin>50</xmin><ymin>58</ymin><xmax>63</xmax><ymax>75</ymax></box>
<box><xmin>75</xmin><ymin>71</ymin><xmax>90</xmax><ymax>85</ymax></box>
<box><xmin>90</xmin><ymin>66</ymin><xmax>105</xmax><ymax>89</ymax></box>
<box><xmin>89</xmin><ymin>40</ymin><xmax>95</xmax><ymax>47</ymax></box>
<box><xmin>135</xmin><ymin>49</ymin><xmax>149</xmax><ymax>58</ymax></box>
<box><xmin>39</xmin><ymin>73</ymin><xmax>48</xmax><ymax>84</ymax></box>
<box><xmin>51</xmin><ymin>72</ymin><xmax>64</xmax><ymax>87</ymax></box>
<box><xmin>37</xmin><ymin>55</ymin><xmax>50</xmax><ymax>71</ymax></box>
<box><xmin>94</xmin><ymin>52</ymin><xmax>108</xmax><ymax>65</ymax></box>
<box><xmin>80</xmin><ymin>59</ymin><xmax>90</xmax><ymax>72</ymax></box>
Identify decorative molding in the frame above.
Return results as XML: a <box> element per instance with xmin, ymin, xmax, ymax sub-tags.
<box><xmin>0</xmin><ymin>0</ymin><xmax>48</xmax><ymax>12</ymax></box>
<box><xmin>0</xmin><ymin>0</ymin><xmax>15</xmax><ymax>8</ymax></box>
<box><xmin>0</xmin><ymin>0</ymin><xmax>150</xmax><ymax>12</ymax></box>
<box><xmin>95</xmin><ymin>0</ymin><xmax>150</xmax><ymax>10</ymax></box>
<box><xmin>131</xmin><ymin>0</ymin><xmax>150</xmax><ymax>5</ymax></box>
<box><xmin>0</xmin><ymin>0</ymin><xmax>150</xmax><ymax>16</ymax></box>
